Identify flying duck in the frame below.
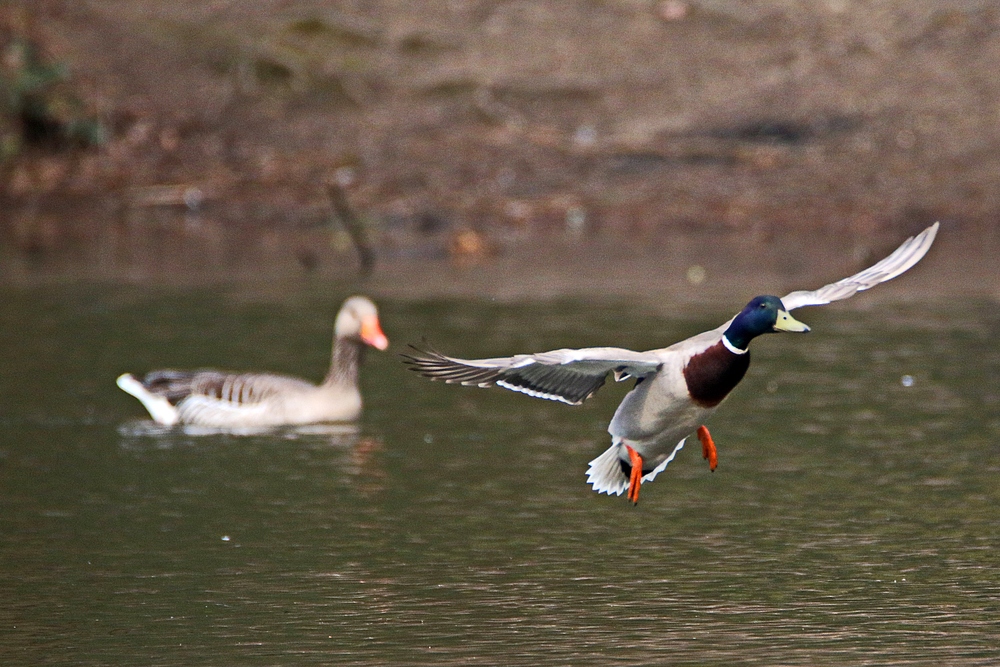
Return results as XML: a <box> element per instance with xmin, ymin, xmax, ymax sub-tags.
<box><xmin>117</xmin><ymin>295</ymin><xmax>388</xmax><ymax>428</ymax></box>
<box><xmin>403</xmin><ymin>223</ymin><xmax>939</xmax><ymax>504</ymax></box>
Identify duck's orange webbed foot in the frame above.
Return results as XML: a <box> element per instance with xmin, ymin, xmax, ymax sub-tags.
<box><xmin>625</xmin><ymin>445</ymin><xmax>644</xmax><ymax>505</ymax></box>
<box><xmin>697</xmin><ymin>425</ymin><xmax>718</xmax><ymax>472</ymax></box>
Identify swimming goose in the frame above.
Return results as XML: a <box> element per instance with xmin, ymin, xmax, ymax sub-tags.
<box><xmin>403</xmin><ymin>223</ymin><xmax>939</xmax><ymax>504</ymax></box>
<box><xmin>117</xmin><ymin>296</ymin><xmax>388</xmax><ymax>428</ymax></box>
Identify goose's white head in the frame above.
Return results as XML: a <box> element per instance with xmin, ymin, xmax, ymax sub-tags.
<box><xmin>336</xmin><ymin>296</ymin><xmax>389</xmax><ymax>350</ymax></box>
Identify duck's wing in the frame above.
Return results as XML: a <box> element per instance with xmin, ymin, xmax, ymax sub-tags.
<box><xmin>402</xmin><ymin>346</ymin><xmax>663</xmax><ymax>405</ymax></box>
<box><xmin>781</xmin><ymin>222</ymin><xmax>938</xmax><ymax>311</ymax></box>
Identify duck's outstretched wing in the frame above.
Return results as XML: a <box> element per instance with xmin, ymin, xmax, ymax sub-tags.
<box><xmin>402</xmin><ymin>346</ymin><xmax>662</xmax><ymax>405</ymax></box>
<box><xmin>781</xmin><ymin>222</ymin><xmax>938</xmax><ymax>311</ymax></box>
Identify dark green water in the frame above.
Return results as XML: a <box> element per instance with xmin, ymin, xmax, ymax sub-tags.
<box><xmin>1</xmin><ymin>285</ymin><xmax>998</xmax><ymax>666</ymax></box>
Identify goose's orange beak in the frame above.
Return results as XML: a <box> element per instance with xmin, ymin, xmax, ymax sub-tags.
<box><xmin>361</xmin><ymin>317</ymin><xmax>389</xmax><ymax>350</ymax></box>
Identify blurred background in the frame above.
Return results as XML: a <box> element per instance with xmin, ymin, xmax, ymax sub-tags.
<box><xmin>4</xmin><ymin>4</ymin><xmax>1000</xmax><ymax>665</ymax></box>
<box><xmin>1</xmin><ymin>0</ymin><xmax>997</xmax><ymax>292</ymax></box>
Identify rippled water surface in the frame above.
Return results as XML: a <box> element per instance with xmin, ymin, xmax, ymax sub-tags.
<box><xmin>1</xmin><ymin>285</ymin><xmax>998</xmax><ymax>666</ymax></box>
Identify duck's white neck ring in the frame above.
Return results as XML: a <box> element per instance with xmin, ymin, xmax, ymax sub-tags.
<box><xmin>722</xmin><ymin>335</ymin><xmax>748</xmax><ymax>355</ymax></box>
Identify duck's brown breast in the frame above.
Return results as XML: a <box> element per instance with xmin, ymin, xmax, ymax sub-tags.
<box><xmin>682</xmin><ymin>341</ymin><xmax>751</xmax><ymax>408</ymax></box>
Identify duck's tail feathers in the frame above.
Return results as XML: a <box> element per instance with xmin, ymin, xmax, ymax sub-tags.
<box><xmin>586</xmin><ymin>444</ymin><xmax>629</xmax><ymax>496</ymax></box>
<box><xmin>585</xmin><ymin>437</ymin><xmax>688</xmax><ymax>496</ymax></box>
<box><xmin>116</xmin><ymin>373</ymin><xmax>180</xmax><ymax>426</ymax></box>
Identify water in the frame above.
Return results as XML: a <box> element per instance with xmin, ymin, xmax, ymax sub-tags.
<box><xmin>1</xmin><ymin>284</ymin><xmax>998</xmax><ymax>665</ymax></box>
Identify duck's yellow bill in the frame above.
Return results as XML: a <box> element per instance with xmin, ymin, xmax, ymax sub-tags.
<box><xmin>774</xmin><ymin>309</ymin><xmax>810</xmax><ymax>333</ymax></box>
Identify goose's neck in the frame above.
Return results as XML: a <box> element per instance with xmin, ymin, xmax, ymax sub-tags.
<box><xmin>324</xmin><ymin>337</ymin><xmax>364</xmax><ymax>387</ymax></box>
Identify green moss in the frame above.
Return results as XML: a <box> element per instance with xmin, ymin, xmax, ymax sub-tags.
<box><xmin>0</xmin><ymin>35</ymin><xmax>105</xmax><ymax>157</ymax></box>
<box><xmin>285</xmin><ymin>15</ymin><xmax>381</xmax><ymax>48</ymax></box>
<box><xmin>253</xmin><ymin>56</ymin><xmax>296</xmax><ymax>86</ymax></box>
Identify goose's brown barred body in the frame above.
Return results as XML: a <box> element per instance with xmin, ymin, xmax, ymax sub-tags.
<box><xmin>118</xmin><ymin>296</ymin><xmax>388</xmax><ymax>428</ymax></box>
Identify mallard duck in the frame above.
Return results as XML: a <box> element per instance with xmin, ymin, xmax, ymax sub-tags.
<box><xmin>403</xmin><ymin>223</ymin><xmax>939</xmax><ymax>504</ymax></box>
<box><xmin>117</xmin><ymin>296</ymin><xmax>388</xmax><ymax>428</ymax></box>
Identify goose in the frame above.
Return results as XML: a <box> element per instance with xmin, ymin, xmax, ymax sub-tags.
<box><xmin>403</xmin><ymin>223</ymin><xmax>939</xmax><ymax>504</ymax></box>
<box><xmin>117</xmin><ymin>295</ymin><xmax>388</xmax><ymax>428</ymax></box>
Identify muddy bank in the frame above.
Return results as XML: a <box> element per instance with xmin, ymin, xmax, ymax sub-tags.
<box><xmin>1</xmin><ymin>203</ymin><xmax>994</xmax><ymax>311</ymax></box>
<box><xmin>2</xmin><ymin>1</ymin><xmax>999</xmax><ymax>287</ymax></box>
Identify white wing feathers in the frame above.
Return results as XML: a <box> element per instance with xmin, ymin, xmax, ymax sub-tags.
<box><xmin>402</xmin><ymin>346</ymin><xmax>662</xmax><ymax>405</ymax></box>
<box><xmin>781</xmin><ymin>222</ymin><xmax>938</xmax><ymax>311</ymax></box>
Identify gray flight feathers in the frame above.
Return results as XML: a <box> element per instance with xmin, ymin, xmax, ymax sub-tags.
<box><xmin>402</xmin><ymin>344</ymin><xmax>662</xmax><ymax>405</ymax></box>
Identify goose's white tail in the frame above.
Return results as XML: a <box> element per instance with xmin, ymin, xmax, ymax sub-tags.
<box><xmin>116</xmin><ymin>373</ymin><xmax>180</xmax><ymax>426</ymax></box>
<box><xmin>586</xmin><ymin>438</ymin><xmax>687</xmax><ymax>495</ymax></box>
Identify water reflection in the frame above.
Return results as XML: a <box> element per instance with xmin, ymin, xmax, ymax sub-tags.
<box><xmin>1</xmin><ymin>286</ymin><xmax>999</xmax><ymax>665</ymax></box>
<box><xmin>117</xmin><ymin>420</ymin><xmax>388</xmax><ymax>498</ymax></box>
<box><xmin>116</xmin><ymin>420</ymin><xmax>362</xmax><ymax>441</ymax></box>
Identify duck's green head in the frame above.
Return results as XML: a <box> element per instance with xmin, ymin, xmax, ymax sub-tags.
<box><xmin>724</xmin><ymin>295</ymin><xmax>810</xmax><ymax>352</ymax></box>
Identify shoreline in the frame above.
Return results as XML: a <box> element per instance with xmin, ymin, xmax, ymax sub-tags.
<box><xmin>2</xmin><ymin>219</ymin><xmax>994</xmax><ymax>307</ymax></box>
